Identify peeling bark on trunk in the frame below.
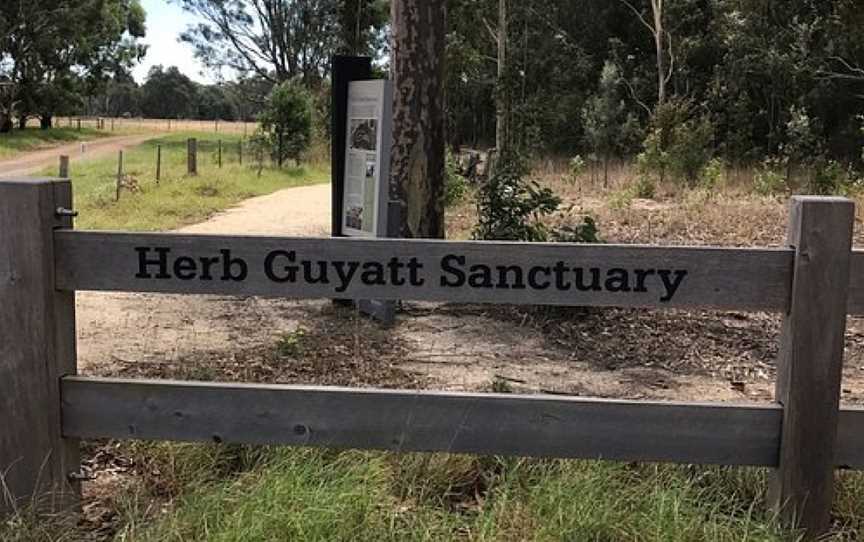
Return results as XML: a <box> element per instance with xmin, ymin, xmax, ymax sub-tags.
<box><xmin>389</xmin><ymin>0</ymin><xmax>447</xmax><ymax>239</ymax></box>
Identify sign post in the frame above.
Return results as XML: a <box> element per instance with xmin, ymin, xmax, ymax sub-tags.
<box><xmin>331</xmin><ymin>56</ymin><xmax>398</xmax><ymax>324</ymax></box>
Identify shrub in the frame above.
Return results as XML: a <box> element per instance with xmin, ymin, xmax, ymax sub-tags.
<box><xmin>568</xmin><ymin>155</ymin><xmax>587</xmax><ymax>184</ymax></box>
<box><xmin>699</xmin><ymin>158</ymin><xmax>725</xmax><ymax>191</ymax></box>
<box><xmin>810</xmin><ymin>159</ymin><xmax>849</xmax><ymax>195</ymax></box>
<box><xmin>633</xmin><ymin>176</ymin><xmax>656</xmax><ymax>199</ymax></box>
<box><xmin>444</xmin><ymin>150</ymin><xmax>468</xmax><ymax>207</ymax></box>
<box><xmin>551</xmin><ymin>215</ymin><xmax>601</xmax><ymax>244</ymax></box>
<box><xmin>473</xmin><ymin>152</ymin><xmax>561</xmax><ymax>242</ymax></box>
<box><xmin>753</xmin><ymin>158</ymin><xmax>787</xmax><ymax>196</ymax></box>
<box><xmin>258</xmin><ymin>80</ymin><xmax>313</xmax><ymax>165</ymax></box>
<box><xmin>668</xmin><ymin>116</ymin><xmax>714</xmax><ymax>185</ymax></box>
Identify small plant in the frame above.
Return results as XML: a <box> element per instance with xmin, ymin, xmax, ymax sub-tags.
<box><xmin>490</xmin><ymin>377</ymin><xmax>513</xmax><ymax>393</ymax></box>
<box><xmin>444</xmin><ymin>150</ymin><xmax>468</xmax><ymax>207</ymax></box>
<box><xmin>699</xmin><ymin>158</ymin><xmax>725</xmax><ymax>191</ymax></box>
<box><xmin>276</xmin><ymin>329</ymin><xmax>305</xmax><ymax>357</ymax></box>
<box><xmin>753</xmin><ymin>158</ymin><xmax>787</xmax><ymax>196</ymax></box>
<box><xmin>810</xmin><ymin>159</ymin><xmax>847</xmax><ymax>195</ymax></box>
<box><xmin>607</xmin><ymin>188</ymin><xmax>634</xmax><ymax>210</ymax></box>
<box><xmin>568</xmin><ymin>155</ymin><xmax>586</xmax><ymax>184</ymax></box>
<box><xmin>551</xmin><ymin>215</ymin><xmax>601</xmax><ymax>244</ymax></box>
<box><xmin>633</xmin><ymin>176</ymin><xmax>656</xmax><ymax>199</ymax></box>
<box><xmin>473</xmin><ymin>152</ymin><xmax>561</xmax><ymax>242</ymax></box>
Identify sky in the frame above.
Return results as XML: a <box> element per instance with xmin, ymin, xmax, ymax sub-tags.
<box><xmin>132</xmin><ymin>0</ymin><xmax>213</xmax><ymax>84</ymax></box>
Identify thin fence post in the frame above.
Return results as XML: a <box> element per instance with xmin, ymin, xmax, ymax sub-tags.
<box><xmin>0</xmin><ymin>179</ymin><xmax>80</xmax><ymax>517</ymax></box>
<box><xmin>111</xmin><ymin>118</ymin><xmax>114</xmax><ymax>131</ymax></box>
<box><xmin>76</xmin><ymin>119</ymin><xmax>80</xmax><ymax>131</ymax></box>
<box><xmin>156</xmin><ymin>145</ymin><xmax>162</xmax><ymax>183</ymax></box>
<box><xmin>238</xmin><ymin>139</ymin><xmax>243</xmax><ymax>165</ymax></box>
<box><xmin>218</xmin><ymin>139</ymin><xmax>222</xmax><ymax>168</ymax></box>
<box><xmin>115</xmin><ymin>150</ymin><xmax>123</xmax><ymax>201</ymax></box>
<box><xmin>59</xmin><ymin>155</ymin><xmax>69</xmax><ymax>178</ymax></box>
<box><xmin>187</xmin><ymin>138</ymin><xmax>197</xmax><ymax>176</ymax></box>
<box><xmin>770</xmin><ymin>196</ymin><xmax>854</xmax><ymax>538</ymax></box>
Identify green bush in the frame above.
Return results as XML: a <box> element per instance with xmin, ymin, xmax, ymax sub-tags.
<box><xmin>753</xmin><ymin>158</ymin><xmax>787</xmax><ymax>196</ymax></box>
<box><xmin>445</xmin><ymin>150</ymin><xmax>469</xmax><ymax>206</ymax></box>
<box><xmin>810</xmin><ymin>159</ymin><xmax>848</xmax><ymax>195</ymax></box>
<box><xmin>633</xmin><ymin>176</ymin><xmax>656</xmax><ymax>199</ymax></box>
<box><xmin>258</xmin><ymin>80</ymin><xmax>313</xmax><ymax>165</ymax></box>
<box><xmin>669</xmin><ymin>116</ymin><xmax>714</xmax><ymax>184</ymax></box>
<box><xmin>551</xmin><ymin>215</ymin><xmax>601</xmax><ymax>244</ymax></box>
<box><xmin>699</xmin><ymin>158</ymin><xmax>725</xmax><ymax>191</ymax></box>
<box><xmin>474</xmin><ymin>152</ymin><xmax>561</xmax><ymax>242</ymax></box>
<box><xmin>568</xmin><ymin>155</ymin><xmax>587</xmax><ymax>184</ymax></box>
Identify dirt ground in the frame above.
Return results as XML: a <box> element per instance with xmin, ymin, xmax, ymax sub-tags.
<box><xmin>73</xmin><ymin>181</ymin><xmax>864</xmax><ymax>406</ymax></box>
<box><xmin>0</xmin><ymin>133</ymin><xmax>156</xmax><ymax>179</ymax></box>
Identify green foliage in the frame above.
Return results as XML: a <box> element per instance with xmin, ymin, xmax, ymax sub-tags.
<box><xmin>444</xmin><ymin>150</ymin><xmax>469</xmax><ymax>207</ymax></box>
<box><xmin>633</xmin><ymin>176</ymin><xmax>657</xmax><ymax>199</ymax></box>
<box><xmin>473</xmin><ymin>153</ymin><xmax>561</xmax><ymax>242</ymax></box>
<box><xmin>753</xmin><ymin>158</ymin><xmax>788</xmax><ymax>197</ymax></box>
<box><xmin>669</xmin><ymin>117</ymin><xmax>715</xmax><ymax>184</ymax></box>
<box><xmin>276</xmin><ymin>329</ymin><xmax>305</xmax><ymax>357</ymax></box>
<box><xmin>258</xmin><ymin>81</ymin><xmax>314</xmax><ymax>165</ymax></box>
<box><xmin>699</xmin><ymin>158</ymin><xmax>726</xmax><ymax>191</ymax></box>
<box><xmin>568</xmin><ymin>155</ymin><xmax>587</xmax><ymax>184</ymax></box>
<box><xmin>551</xmin><ymin>215</ymin><xmax>601</xmax><ymax>244</ymax></box>
<box><xmin>638</xmin><ymin>100</ymin><xmax>714</xmax><ymax>186</ymax></box>
<box><xmin>810</xmin><ymin>159</ymin><xmax>850</xmax><ymax>196</ymax></box>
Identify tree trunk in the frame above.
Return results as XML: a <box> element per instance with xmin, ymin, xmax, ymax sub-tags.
<box><xmin>652</xmin><ymin>0</ymin><xmax>666</xmax><ymax>106</ymax></box>
<box><xmin>18</xmin><ymin>116</ymin><xmax>27</xmax><ymax>130</ymax></box>
<box><xmin>495</xmin><ymin>0</ymin><xmax>509</xmax><ymax>154</ymax></box>
<box><xmin>40</xmin><ymin>115</ymin><xmax>52</xmax><ymax>130</ymax></box>
<box><xmin>0</xmin><ymin>113</ymin><xmax>11</xmax><ymax>133</ymax></box>
<box><xmin>390</xmin><ymin>0</ymin><xmax>447</xmax><ymax>239</ymax></box>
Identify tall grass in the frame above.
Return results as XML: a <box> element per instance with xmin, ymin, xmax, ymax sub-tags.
<box><xmin>95</xmin><ymin>443</ymin><xmax>820</xmax><ymax>542</ymax></box>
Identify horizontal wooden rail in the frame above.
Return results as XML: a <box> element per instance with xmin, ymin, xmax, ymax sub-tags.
<box><xmin>55</xmin><ymin>230</ymin><xmax>794</xmax><ymax>311</ymax></box>
<box><xmin>837</xmin><ymin>406</ymin><xmax>864</xmax><ymax>470</ymax></box>
<box><xmin>62</xmin><ymin>377</ymin><xmax>784</xmax><ymax>466</ymax></box>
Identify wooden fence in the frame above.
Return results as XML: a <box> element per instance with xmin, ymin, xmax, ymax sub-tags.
<box><xmin>2</xmin><ymin>178</ymin><xmax>863</xmax><ymax>539</ymax></box>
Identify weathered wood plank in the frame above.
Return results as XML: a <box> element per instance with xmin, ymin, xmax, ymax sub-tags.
<box><xmin>61</xmin><ymin>377</ymin><xmax>783</xmax><ymax>467</ymax></box>
<box><xmin>0</xmin><ymin>179</ymin><xmax>79</xmax><ymax>516</ymax></box>
<box><xmin>770</xmin><ymin>196</ymin><xmax>854</xmax><ymax>537</ymax></box>
<box><xmin>847</xmin><ymin>250</ymin><xmax>864</xmax><ymax>315</ymax></box>
<box><xmin>54</xmin><ymin>231</ymin><xmax>794</xmax><ymax>311</ymax></box>
<box><xmin>836</xmin><ymin>406</ymin><xmax>864</xmax><ymax>470</ymax></box>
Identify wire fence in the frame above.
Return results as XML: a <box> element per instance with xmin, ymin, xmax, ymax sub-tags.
<box><xmin>55</xmin><ymin>116</ymin><xmax>258</xmax><ymax>135</ymax></box>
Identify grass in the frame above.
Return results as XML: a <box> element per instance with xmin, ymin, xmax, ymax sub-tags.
<box><xmin>43</xmin><ymin>132</ymin><xmax>329</xmax><ymax>231</ymax></box>
<box><xmin>44</xmin><ymin>441</ymin><xmax>838</xmax><ymax>542</ymax></box>
<box><xmin>0</xmin><ymin>126</ymin><xmax>109</xmax><ymax>160</ymax></box>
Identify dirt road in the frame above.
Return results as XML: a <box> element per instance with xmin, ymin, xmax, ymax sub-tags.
<box><xmin>0</xmin><ymin>133</ymin><xmax>157</xmax><ymax>178</ymax></box>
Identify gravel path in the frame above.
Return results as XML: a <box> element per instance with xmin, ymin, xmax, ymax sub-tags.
<box><xmin>76</xmin><ymin>183</ymin><xmax>332</xmax><ymax>371</ymax></box>
<box><xmin>0</xmin><ymin>133</ymin><xmax>157</xmax><ymax>179</ymax></box>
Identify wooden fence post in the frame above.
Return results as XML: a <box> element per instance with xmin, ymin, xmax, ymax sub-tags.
<box><xmin>187</xmin><ymin>138</ymin><xmax>197</xmax><ymax>176</ymax></box>
<box><xmin>770</xmin><ymin>196</ymin><xmax>854</xmax><ymax>538</ymax></box>
<box><xmin>218</xmin><ymin>139</ymin><xmax>222</xmax><ymax>168</ymax></box>
<box><xmin>0</xmin><ymin>179</ymin><xmax>80</xmax><ymax>517</ymax></box>
<box><xmin>156</xmin><ymin>144</ymin><xmax>162</xmax><ymax>183</ymax></box>
<box><xmin>59</xmin><ymin>155</ymin><xmax>69</xmax><ymax>178</ymax></box>
<box><xmin>238</xmin><ymin>139</ymin><xmax>243</xmax><ymax>165</ymax></box>
<box><xmin>115</xmin><ymin>150</ymin><xmax>123</xmax><ymax>201</ymax></box>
